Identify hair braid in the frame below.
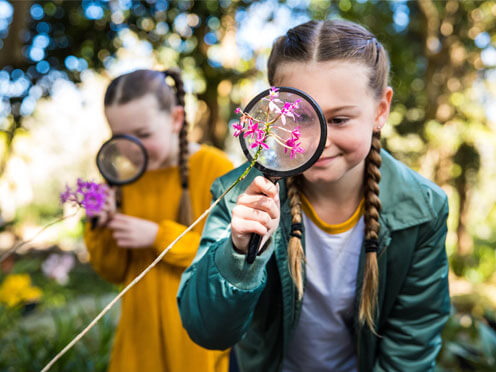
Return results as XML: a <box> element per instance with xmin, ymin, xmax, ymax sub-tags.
<box><xmin>286</xmin><ymin>176</ymin><xmax>305</xmax><ymax>299</ymax></box>
<box><xmin>360</xmin><ymin>131</ymin><xmax>382</xmax><ymax>331</ymax></box>
<box><xmin>164</xmin><ymin>69</ymin><xmax>192</xmax><ymax>225</ymax></box>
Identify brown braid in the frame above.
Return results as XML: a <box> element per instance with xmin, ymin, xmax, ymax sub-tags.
<box><xmin>268</xmin><ymin>19</ymin><xmax>390</xmax><ymax>331</ymax></box>
<box><xmin>286</xmin><ymin>176</ymin><xmax>305</xmax><ymax>299</ymax></box>
<box><xmin>360</xmin><ymin>131</ymin><xmax>382</xmax><ymax>331</ymax></box>
<box><xmin>164</xmin><ymin>69</ymin><xmax>193</xmax><ymax>225</ymax></box>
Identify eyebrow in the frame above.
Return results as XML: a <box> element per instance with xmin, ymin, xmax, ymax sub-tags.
<box><xmin>323</xmin><ymin>105</ymin><xmax>361</xmax><ymax>115</ymax></box>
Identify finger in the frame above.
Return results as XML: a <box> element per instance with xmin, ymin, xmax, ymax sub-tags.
<box><xmin>232</xmin><ymin>205</ymin><xmax>273</xmax><ymax>229</ymax></box>
<box><xmin>231</xmin><ymin>216</ymin><xmax>268</xmax><ymax>237</ymax></box>
<box><xmin>108</xmin><ymin>218</ymin><xmax>129</xmax><ymax>231</ymax></box>
<box><xmin>115</xmin><ymin>238</ymin><xmax>135</xmax><ymax>248</ymax></box>
<box><xmin>236</xmin><ymin>194</ymin><xmax>279</xmax><ymax>219</ymax></box>
<box><xmin>245</xmin><ymin>176</ymin><xmax>278</xmax><ymax>198</ymax></box>
<box><xmin>112</xmin><ymin>231</ymin><xmax>131</xmax><ymax>240</ymax></box>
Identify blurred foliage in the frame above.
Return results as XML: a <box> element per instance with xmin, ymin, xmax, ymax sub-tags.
<box><xmin>0</xmin><ymin>304</ymin><xmax>116</xmax><ymax>372</ymax></box>
<box><xmin>437</xmin><ymin>311</ymin><xmax>496</xmax><ymax>371</ymax></box>
<box><xmin>0</xmin><ymin>0</ymin><xmax>496</xmax><ymax>369</ymax></box>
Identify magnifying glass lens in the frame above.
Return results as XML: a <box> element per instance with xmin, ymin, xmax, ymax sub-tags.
<box><xmin>96</xmin><ymin>136</ymin><xmax>148</xmax><ymax>186</ymax></box>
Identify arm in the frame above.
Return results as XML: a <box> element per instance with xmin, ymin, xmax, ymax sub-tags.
<box><xmin>153</xmin><ymin>149</ymin><xmax>235</xmax><ymax>269</ymax></box>
<box><xmin>152</xmin><ymin>220</ymin><xmax>203</xmax><ymax>269</ymax></box>
<box><xmin>84</xmin><ymin>223</ymin><xmax>130</xmax><ymax>285</ymax></box>
<box><xmin>373</xmin><ymin>198</ymin><xmax>451</xmax><ymax>372</ymax></box>
<box><xmin>177</xmin><ymin>177</ymin><xmax>275</xmax><ymax>350</ymax></box>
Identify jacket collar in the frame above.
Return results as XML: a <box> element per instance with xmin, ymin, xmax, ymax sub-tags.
<box><xmin>378</xmin><ymin>149</ymin><xmax>435</xmax><ymax>231</ymax></box>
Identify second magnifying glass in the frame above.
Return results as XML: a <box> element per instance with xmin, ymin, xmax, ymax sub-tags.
<box><xmin>91</xmin><ymin>134</ymin><xmax>148</xmax><ymax>228</ymax></box>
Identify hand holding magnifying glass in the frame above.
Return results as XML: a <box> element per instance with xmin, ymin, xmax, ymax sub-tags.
<box><xmin>234</xmin><ymin>87</ymin><xmax>327</xmax><ymax>263</ymax></box>
<box><xmin>91</xmin><ymin>134</ymin><xmax>148</xmax><ymax>228</ymax></box>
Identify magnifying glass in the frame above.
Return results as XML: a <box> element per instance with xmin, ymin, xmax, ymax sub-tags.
<box><xmin>91</xmin><ymin>134</ymin><xmax>148</xmax><ymax>228</ymax></box>
<box><xmin>238</xmin><ymin>87</ymin><xmax>327</xmax><ymax>264</ymax></box>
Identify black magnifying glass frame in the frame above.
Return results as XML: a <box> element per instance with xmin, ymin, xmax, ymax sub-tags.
<box><xmin>90</xmin><ymin>134</ymin><xmax>149</xmax><ymax>229</ymax></box>
<box><xmin>96</xmin><ymin>134</ymin><xmax>149</xmax><ymax>187</ymax></box>
<box><xmin>238</xmin><ymin>86</ymin><xmax>327</xmax><ymax>263</ymax></box>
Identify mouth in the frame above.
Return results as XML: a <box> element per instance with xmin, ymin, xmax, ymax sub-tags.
<box><xmin>314</xmin><ymin>154</ymin><xmax>341</xmax><ymax>166</ymax></box>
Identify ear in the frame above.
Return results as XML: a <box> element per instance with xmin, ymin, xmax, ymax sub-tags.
<box><xmin>171</xmin><ymin>106</ymin><xmax>185</xmax><ymax>134</ymax></box>
<box><xmin>374</xmin><ymin>87</ymin><xmax>393</xmax><ymax>132</ymax></box>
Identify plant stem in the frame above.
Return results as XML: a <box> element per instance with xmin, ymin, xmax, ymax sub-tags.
<box><xmin>40</xmin><ymin>156</ymin><xmax>261</xmax><ymax>372</ymax></box>
<box><xmin>0</xmin><ymin>209</ymin><xmax>80</xmax><ymax>264</ymax></box>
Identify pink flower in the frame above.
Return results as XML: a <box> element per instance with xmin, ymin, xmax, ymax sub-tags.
<box><xmin>235</xmin><ymin>107</ymin><xmax>242</xmax><ymax>115</ymax></box>
<box><xmin>244</xmin><ymin>121</ymin><xmax>260</xmax><ymax>140</ymax></box>
<box><xmin>276</xmin><ymin>99</ymin><xmax>302</xmax><ymax>125</ymax></box>
<box><xmin>263</xmin><ymin>87</ymin><xmax>283</xmax><ymax>113</ymax></box>
<box><xmin>232</xmin><ymin>122</ymin><xmax>244</xmax><ymax>137</ymax></box>
<box><xmin>250</xmin><ymin>130</ymin><xmax>269</xmax><ymax>150</ymax></box>
<box><xmin>291</xmin><ymin>126</ymin><xmax>301</xmax><ymax>140</ymax></box>
<box><xmin>284</xmin><ymin>137</ymin><xmax>305</xmax><ymax>159</ymax></box>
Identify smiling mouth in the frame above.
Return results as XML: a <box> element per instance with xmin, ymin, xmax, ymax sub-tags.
<box><xmin>314</xmin><ymin>154</ymin><xmax>341</xmax><ymax>165</ymax></box>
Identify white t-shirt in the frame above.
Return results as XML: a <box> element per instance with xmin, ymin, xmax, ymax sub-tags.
<box><xmin>282</xmin><ymin>194</ymin><xmax>364</xmax><ymax>372</ymax></box>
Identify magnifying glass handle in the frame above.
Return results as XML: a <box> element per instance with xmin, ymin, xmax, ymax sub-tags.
<box><xmin>245</xmin><ymin>176</ymin><xmax>281</xmax><ymax>264</ymax></box>
<box><xmin>246</xmin><ymin>233</ymin><xmax>263</xmax><ymax>264</ymax></box>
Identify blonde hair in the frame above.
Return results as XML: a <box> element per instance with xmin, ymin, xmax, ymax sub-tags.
<box><xmin>269</xmin><ymin>19</ymin><xmax>389</xmax><ymax>331</ymax></box>
<box><xmin>104</xmin><ymin>69</ymin><xmax>193</xmax><ymax>225</ymax></box>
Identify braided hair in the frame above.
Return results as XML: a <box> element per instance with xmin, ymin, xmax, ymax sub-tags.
<box><xmin>268</xmin><ymin>19</ymin><xmax>389</xmax><ymax>331</ymax></box>
<box><xmin>104</xmin><ymin>68</ymin><xmax>193</xmax><ymax>225</ymax></box>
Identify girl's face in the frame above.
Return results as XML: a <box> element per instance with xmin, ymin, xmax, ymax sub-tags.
<box><xmin>105</xmin><ymin>94</ymin><xmax>184</xmax><ymax>170</ymax></box>
<box><xmin>274</xmin><ymin>60</ymin><xmax>392</xmax><ymax>187</ymax></box>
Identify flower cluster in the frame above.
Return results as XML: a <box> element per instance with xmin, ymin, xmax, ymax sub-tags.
<box><xmin>60</xmin><ymin>178</ymin><xmax>108</xmax><ymax>217</ymax></box>
<box><xmin>0</xmin><ymin>274</ymin><xmax>42</xmax><ymax>307</ymax></box>
<box><xmin>231</xmin><ymin>87</ymin><xmax>305</xmax><ymax>159</ymax></box>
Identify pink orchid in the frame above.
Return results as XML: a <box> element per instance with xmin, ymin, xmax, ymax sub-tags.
<box><xmin>284</xmin><ymin>137</ymin><xmax>305</xmax><ymax>159</ymax></box>
<box><xmin>244</xmin><ymin>121</ymin><xmax>260</xmax><ymax>139</ymax></box>
<box><xmin>263</xmin><ymin>87</ymin><xmax>283</xmax><ymax>113</ymax></box>
<box><xmin>250</xmin><ymin>130</ymin><xmax>269</xmax><ymax>150</ymax></box>
<box><xmin>291</xmin><ymin>126</ymin><xmax>301</xmax><ymax>140</ymax></box>
<box><xmin>232</xmin><ymin>122</ymin><xmax>244</xmax><ymax>137</ymax></box>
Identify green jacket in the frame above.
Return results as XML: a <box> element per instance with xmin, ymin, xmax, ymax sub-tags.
<box><xmin>177</xmin><ymin>150</ymin><xmax>450</xmax><ymax>372</ymax></box>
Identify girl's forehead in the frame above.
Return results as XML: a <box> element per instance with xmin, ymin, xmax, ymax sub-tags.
<box><xmin>273</xmin><ymin>60</ymin><xmax>374</xmax><ymax>110</ymax></box>
<box><xmin>105</xmin><ymin>95</ymin><xmax>171</xmax><ymax>133</ymax></box>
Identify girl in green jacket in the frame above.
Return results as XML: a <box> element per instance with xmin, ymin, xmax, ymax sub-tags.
<box><xmin>178</xmin><ymin>19</ymin><xmax>450</xmax><ymax>372</ymax></box>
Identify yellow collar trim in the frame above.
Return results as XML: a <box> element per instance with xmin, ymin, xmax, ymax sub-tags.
<box><xmin>300</xmin><ymin>193</ymin><xmax>365</xmax><ymax>234</ymax></box>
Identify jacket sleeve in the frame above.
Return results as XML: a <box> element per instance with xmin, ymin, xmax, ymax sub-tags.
<box><xmin>373</xmin><ymin>198</ymin><xmax>451</xmax><ymax>372</ymax></box>
<box><xmin>152</xmin><ymin>220</ymin><xmax>203</xmax><ymax>269</ymax></box>
<box><xmin>177</xmin><ymin>177</ymin><xmax>275</xmax><ymax>350</ymax></box>
<box><xmin>84</xmin><ymin>223</ymin><xmax>130</xmax><ymax>285</ymax></box>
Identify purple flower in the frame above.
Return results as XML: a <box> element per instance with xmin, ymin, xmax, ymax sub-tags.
<box><xmin>60</xmin><ymin>185</ymin><xmax>74</xmax><ymax>204</ymax></box>
<box><xmin>232</xmin><ymin>122</ymin><xmax>244</xmax><ymax>137</ymax></box>
<box><xmin>61</xmin><ymin>179</ymin><xmax>108</xmax><ymax>217</ymax></box>
<box><xmin>250</xmin><ymin>130</ymin><xmax>269</xmax><ymax>150</ymax></box>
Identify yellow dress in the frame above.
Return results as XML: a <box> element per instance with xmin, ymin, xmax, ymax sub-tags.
<box><xmin>84</xmin><ymin>145</ymin><xmax>233</xmax><ymax>372</ymax></box>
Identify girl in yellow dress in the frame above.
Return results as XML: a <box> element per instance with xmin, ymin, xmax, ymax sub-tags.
<box><xmin>85</xmin><ymin>69</ymin><xmax>233</xmax><ymax>372</ymax></box>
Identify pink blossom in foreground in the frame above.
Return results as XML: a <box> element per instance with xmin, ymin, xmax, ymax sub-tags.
<box><xmin>232</xmin><ymin>122</ymin><xmax>244</xmax><ymax>137</ymax></box>
<box><xmin>250</xmin><ymin>131</ymin><xmax>269</xmax><ymax>150</ymax></box>
<box><xmin>244</xmin><ymin>121</ymin><xmax>261</xmax><ymax>140</ymax></box>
